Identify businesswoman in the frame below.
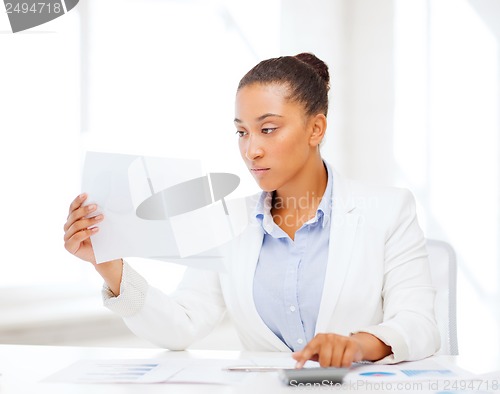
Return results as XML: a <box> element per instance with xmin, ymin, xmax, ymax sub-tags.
<box><xmin>63</xmin><ymin>53</ymin><xmax>440</xmax><ymax>368</ymax></box>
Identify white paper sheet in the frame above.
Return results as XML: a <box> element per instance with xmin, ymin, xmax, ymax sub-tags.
<box><xmin>344</xmin><ymin>358</ymin><xmax>473</xmax><ymax>383</ymax></box>
<box><xmin>44</xmin><ymin>359</ymin><xmax>183</xmax><ymax>383</ymax></box>
<box><xmin>81</xmin><ymin>151</ymin><xmax>248</xmax><ymax>269</ymax></box>
<box><xmin>167</xmin><ymin>359</ymin><xmax>251</xmax><ymax>385</ymax></box>
<box><xmin>44</xmin><ymin>359</ymin><xmax>251</xmax><ymax>385</ymax></box>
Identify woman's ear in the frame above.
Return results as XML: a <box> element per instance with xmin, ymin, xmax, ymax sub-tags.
<box><xmin>309</xmin><ymin>114</ymin><xmax>327</xmax><ymax>148</ymax></box>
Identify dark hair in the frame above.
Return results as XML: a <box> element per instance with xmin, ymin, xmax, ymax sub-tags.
<box><xmin>237</xmin><ymin>53</ymin><xmax>330</xmax><ymax>117</ymax></box>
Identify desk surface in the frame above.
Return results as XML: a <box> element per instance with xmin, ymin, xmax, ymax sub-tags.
<box><xmin>0</xmin><ymin>344</ymin><xmax>498</xmax><ymax>394</ymax></box>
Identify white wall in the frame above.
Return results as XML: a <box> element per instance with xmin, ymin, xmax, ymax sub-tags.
<box><xmin>281</xmin><ymin>0</ymin><xmax>397</xmax><ymax>184</ymax></box>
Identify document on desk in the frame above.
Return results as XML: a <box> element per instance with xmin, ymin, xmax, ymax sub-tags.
<box><xmin>81</xmin><ymin>151</ymin><xmax>249</xmax><ymax>270</ymax></box>
<box><xmin>44</xmin><ymin>359</ymin><xmax>183</xmax><ymax>383</ymax></box>
<box><xmin>344</xmin><ymin>358</ymin><xmax>474</xmax><ymax>383</ymax></box>
<box><xmin>44</xmin><ymin>358</ymin><xmax>252</xmax><ymax>384</ymax></box>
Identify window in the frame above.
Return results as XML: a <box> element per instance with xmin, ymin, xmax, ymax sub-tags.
<box><xmin>0</xmin><ymin>8</ymin><xmax>85</xmax><ymax>288</ymax></box>
<box><xmin>394</xmin><ymin>0</ymin><xmax>499</xmax><ymax>362</ymax></box>
<box><xmin>0</xmin><ymin>0</ymin><xmax>280</xmax><ymax>293</ymax></box>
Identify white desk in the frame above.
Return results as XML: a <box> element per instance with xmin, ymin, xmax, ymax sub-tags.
<box><xmin>0</xmin><ymin>344</ymin><xmax>498</xmax><ymax>394</ymax></box>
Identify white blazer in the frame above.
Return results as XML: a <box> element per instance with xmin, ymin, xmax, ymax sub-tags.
<box><xmin>108</xmin><ymin>169</ymin><xmax>441</xmax><ymax>363</ymax></box>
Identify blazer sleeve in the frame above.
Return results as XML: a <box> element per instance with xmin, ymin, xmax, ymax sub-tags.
<box><xmin>353</xmin><ymin>189</ymin><xmax>441</xmax><ymax>363</ymax></box>
<box><xmin>102</xmin><ymin>261</ymin><xmax>226</xmax><ymax>350</ymax></box>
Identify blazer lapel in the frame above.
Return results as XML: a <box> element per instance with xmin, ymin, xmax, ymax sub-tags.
<box><xmin>315</xmin><ymin>170</ymin><xmax>360</xmax><ymax>333</ymax></box>
<box><xmin>236</xmin><ymin>214</ymin><xmax>291</xmax><ymax>351</ymax></box>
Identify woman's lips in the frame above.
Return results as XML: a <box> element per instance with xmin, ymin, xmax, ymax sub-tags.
<box><xmin>250</xmin><ymin>167</ymin><xmax>270</xmax><ymax>176</ymax></box>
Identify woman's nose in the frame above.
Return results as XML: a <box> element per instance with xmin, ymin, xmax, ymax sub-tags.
<box><xmin>244</xmin><ymin>135</ymin><xmax>264</xmax><ymax>161</ymax></box>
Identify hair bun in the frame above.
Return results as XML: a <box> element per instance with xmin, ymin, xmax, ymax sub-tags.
<box><xmin>294</xmin><ymin>53</ymin><xmax>330</xmax><ymax>89</ymax></box>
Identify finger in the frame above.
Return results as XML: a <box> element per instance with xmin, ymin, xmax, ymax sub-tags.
<box><xmin>64</xmin><ymin>227</ymin><xmax>99</xmax><ymax>254</ymax></box>
<box><xmin>341</xmin><ymin>342</ymin><xmax>359</xmax><ymax>368</ymax></box>
<box><xmin>331</xmin><ymin>338</ymin><xmax>348</xmax><ymax>367</ymax></box>
<box><xmin>64</xmin><ymin>210</ymin><xmax>100</xmax><ymax>239</ymax></box>
<box><xmin>68</xmin><ymin>193</ymin><xmax>87</xmax><ymax>216</ymax></box>
<box><xmin>317</xmin><ymin>341</ymin><xmax>334</xmax><ymax>368</ymax></box>
<box><xmin>294</xmin><ymin>340</ymin><xmax>321</xmax><ymax>369</ymax></box>
<box><xmin>64</xmin><ymin>203</ymin><xmax>98</xmax><ymax>232</ymax></box>
<box><xmin>64</xmin><ymin>214</ymin><xmax>103</xmax><ymax>242</ymax></box>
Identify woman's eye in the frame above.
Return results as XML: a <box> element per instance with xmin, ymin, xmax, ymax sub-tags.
<box><xmin>235</xmin><ymin>130</ymin><xmax>247</xmax><ymax>138</ymax></box>
<box><xmin>262</xmin><ymin>128</ymin><xmax>277</xmax><ymax>134</ymax></box>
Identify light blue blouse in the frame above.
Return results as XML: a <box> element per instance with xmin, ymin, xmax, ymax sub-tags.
<box><xmin>253</xmin><ymin>162</ymin><xmax>333</xmax><ymax>351</ymax></box>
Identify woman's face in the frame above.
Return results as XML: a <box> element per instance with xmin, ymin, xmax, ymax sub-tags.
<box><xmin>234</xmin><ymin>83</ymin><xmax>319</xmax><ymax>192</ymax></box>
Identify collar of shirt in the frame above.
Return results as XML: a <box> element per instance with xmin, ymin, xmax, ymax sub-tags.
<box><xmin>254</xmin><ymin>161</ymin><xmax>333</xmax><ymax>236</ymax></box>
